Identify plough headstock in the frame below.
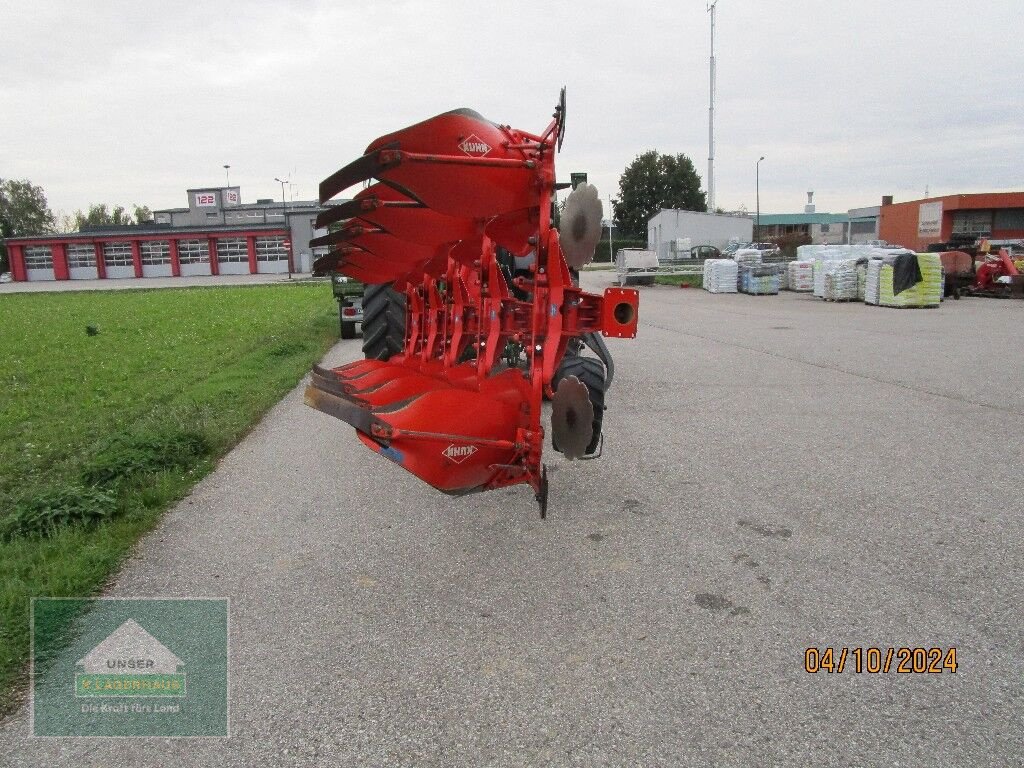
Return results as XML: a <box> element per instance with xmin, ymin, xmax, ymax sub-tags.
<box><xmin>305</xmin><ymin>92</ymin><xmax>639</xmax><ymax>516</ymax></box>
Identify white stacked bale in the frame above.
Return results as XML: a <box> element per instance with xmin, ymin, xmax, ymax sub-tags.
<box><xmin>702</xmin><ymin>258</ymin><xmax>713</xmax><ymax>289</ymax></box>
<box><xmin>864</xmin><ymin>259</ymin><xmax>883</xmax><ymax>305</ymax></box>
<box><xmin>813</xmin><ymin>259</ymin><xmax>831</xmax><ymax>297</ymax></box>
<box><xmin>787</xmin><ymin>261</ymin><xmax>814</xmax><ymax>291</ymax></box>
<box><xmin>796</xmin><ymin>244</ymin><xmax>827</xmax><ymax>262</ymax></box>
<box><xmin>704</xmin><ymin>259</ymin><xmax>738</xmax><ymax>293</ymax></box>
<box><xmin>822</xmin><ymin>259</ymin><xmax>860</xmax><ymax>300</ymax></box>
<box><xmin>733</xmin><ymin>249</ymin><xmax>762</xmax><ymax>267</ymax></box>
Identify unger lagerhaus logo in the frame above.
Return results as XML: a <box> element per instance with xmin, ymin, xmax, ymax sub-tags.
<box><xmin>75</xmin><ymin>618</ymin><xmax>186</xmax><ymax>701</ymax></box>
<box><xmin>33</xmin><ymin>597</ymin><xmax>228</xmax><ymax>737</ymax></box>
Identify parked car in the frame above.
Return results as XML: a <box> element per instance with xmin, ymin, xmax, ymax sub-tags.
<box><xmin>733</xmin><ymin>241</ymin><xmax>778</xmax><ymax>260</ymax></box>
<box><xmin>721</xmin><ymin>241</ymin><xmax>743</xmax><ymax>257</ymax></box>
<box><xmin>690</xmin><ymin>244</ymin><xmax>721</xmax><ymax>260</ymax></box>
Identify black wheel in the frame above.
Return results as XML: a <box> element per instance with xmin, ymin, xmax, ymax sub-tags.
<box><xmin>551</xmin><ymin>355</ymin><xmax>606</xmax><ymax>456</ymax></box>
<box><xmin>361</xmin><ymin>283</ymin><xmax>407</xmax><ymax>360</ymax></box>
<box><xmin>340</xmin><ymin>319</ymin><xmax>357</xmax><ymax>339</ymax></box>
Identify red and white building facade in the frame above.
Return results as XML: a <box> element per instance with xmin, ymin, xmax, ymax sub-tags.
<box><xmin>6</xmin><ymin>186</ymin><xmax>332</xmax><ymax>282</ymax></box>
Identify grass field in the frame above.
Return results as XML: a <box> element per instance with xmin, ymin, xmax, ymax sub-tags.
<box><xmin>0</xmin><ymin>283</ymin><xmax>339</xmax><ymax>714</ymax></box>
<box><xmin>654</xmin><ymin>273</ymin><xmax>703</xmax><ymax>288</ymax></box>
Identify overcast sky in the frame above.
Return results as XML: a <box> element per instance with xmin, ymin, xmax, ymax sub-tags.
<box><xmin>1</xmin><ymin>0</ymin><xmax>1021</xmax><ymax>219</ymax></box>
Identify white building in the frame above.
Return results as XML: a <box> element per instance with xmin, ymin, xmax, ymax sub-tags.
<box><xmin>647</xmin><ymin>209</ymin><xmax>753</xmax><ymax>260</ymax></box>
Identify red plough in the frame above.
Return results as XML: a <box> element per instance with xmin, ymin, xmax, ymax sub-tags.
<box><xmin>305</xmin><ymin>91</ymin><xmax>639</xmax><ymax>516</ymax></box>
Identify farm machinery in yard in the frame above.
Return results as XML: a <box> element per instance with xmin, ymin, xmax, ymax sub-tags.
<box><xmin>304</xmin><ymin>91</ymin><xmax>640</xmax><ymax>516</ymax></box>
<box><xmin>931</xmin><ymin>237</ymin><xmax>1024</xmax><ymax>299</ymax></box>
<box><xmin>968</xmin><ymin>244</ymin><xmax>1022</xmax><ymax>298</ymax></box>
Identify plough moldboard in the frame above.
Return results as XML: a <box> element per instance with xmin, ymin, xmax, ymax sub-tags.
<box><xmin>305</xmin><ymin>90</ymin><xmax>639</xmax><ymax>516</ymax></box>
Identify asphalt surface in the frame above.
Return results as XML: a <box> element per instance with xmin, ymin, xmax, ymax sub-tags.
<box><xmin>3</xmin><ymin>272</ymin><xmax>1023</xmax><ymax>765</ymax></box>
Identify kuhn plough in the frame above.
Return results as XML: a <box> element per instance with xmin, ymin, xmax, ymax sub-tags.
<box><xmin>305</xmin><ymin>90</ymin><xmax>639</xmax><ymax>516</ymax></box>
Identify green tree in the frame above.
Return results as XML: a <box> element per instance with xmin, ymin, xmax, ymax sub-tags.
<box><xmin>0</xmin><ymin>178</ymin><xmax>56</xmax><ymax>273</ymax></box>
<box><xmin>72</xmin><ymin>203</ymin><xmax>153</xmax><ymax>229</ymax></box>
<box><xmin>73</xmin><ymin>204</ymin><xmax>134</xmax><ymax>229</ymax></box>
<box><xmin>614</xmin><ymin>151</ymin><xmax>706</xmax><ymax>237</ymax></box>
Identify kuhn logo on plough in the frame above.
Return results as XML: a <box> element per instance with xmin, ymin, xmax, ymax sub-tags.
<box><xmin>458</xmin><ymin>135</ymin><xmax>491</xmax><ymax>156</ymax></box>
<box><xmin>442</xmin><ymin>444</ymin><xmax>478</xmax><ymax>464</ymax></box>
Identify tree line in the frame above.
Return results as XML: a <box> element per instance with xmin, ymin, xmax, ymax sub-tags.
<box><xmin>0</xmin><ymin>178</ymin><xmax>151</xmax><ymax>272</ymax></box>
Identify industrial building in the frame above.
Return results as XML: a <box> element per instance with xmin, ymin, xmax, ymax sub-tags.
<box><xmin>878</xmin><ymin>191</ymin><xmax>1024</xmax><ymax>252</ymax></box>
<box><xmin>5</xmin><ymin>186</ymin><xmax>331</xmax><ymax>282</ymax></box>
<box><xmin>754</xmin><ymin>212</ymin><xmax>851</xmax><ymax>245</ymax></box>
<box><xmin>753</xmin><ymin>193</ymin><xmax>852</xmax><ymax>245</ymax></box>
<box><xmin>847</xmin><ymin>205</ymin><xmax>881</xmax><ymax>244</ymax></box>
<box><xmin>647</xmin><ymin>209</ymin><xmax>753</xmax><ymax>259</ymax></box>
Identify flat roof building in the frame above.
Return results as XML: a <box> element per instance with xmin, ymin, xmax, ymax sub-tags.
<box><xmin>877</xmin><ymin>191</ymin><xmax>1024</xmax><ymax>252</ymax></box>
<box><xmin>647</xmin><ymin>209</ymin><xmax>753</xmax><ymax>258</ymax></box>
<box><xmin>5</xmin><ymin>186</ymin><xmax>333</xmax><ymax>282</ymax></box>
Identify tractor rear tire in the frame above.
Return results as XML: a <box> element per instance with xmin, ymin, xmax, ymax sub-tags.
<box><xmin>361</xmin><ymin>283</ymin><xmax>407</xmax><ymax>361</ymax></box>
<box><xmin>551</xmin><ymin>355</ymin><xmax>606</xmax><ymax>456</ymax></box>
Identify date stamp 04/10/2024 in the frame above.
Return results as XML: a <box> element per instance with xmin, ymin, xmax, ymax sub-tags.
<box><xmin>804</xmin><ymin>647</ymin><xmax>958</xmax><ymax>675</ymax></box>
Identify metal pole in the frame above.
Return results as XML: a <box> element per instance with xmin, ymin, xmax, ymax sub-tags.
<box><xmin>275</xmin><ymin>177</ymin><xmax>291</xmax><ymax>280</ymax></box>
<box><xmin>756</xmin><ymin>156</ymin><xmax>764</xmax><ymax>239</ymax></box>
<box><xmin>707</xmin><ymin>1</ymin><xmax>718</xmax><ymax>212</ymax></box>
<box><xmin>608</xmin><ymin>197</ymin><xmax>615</xmax><ymax>265</ymax></box>
<box><xmin>224</xmin><ymin>164</ymin><xmax>230</xmax><ymax>188</ymax></box>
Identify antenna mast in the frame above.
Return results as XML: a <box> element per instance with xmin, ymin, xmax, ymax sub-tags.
<box><xmin>707</xmin><ymin>0</ymin><xmax>718</xmax><ymax>212</ymax></box>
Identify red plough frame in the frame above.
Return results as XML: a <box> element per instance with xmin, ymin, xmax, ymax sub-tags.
<box><xmin>306</xmin><ymin>92</ymin><xmax>639</xmax><ymax>515</ymax></box>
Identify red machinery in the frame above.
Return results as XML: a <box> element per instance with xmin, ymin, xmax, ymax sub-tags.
<box><xmin>304</xmin><ymin>92</ymin><xmax>639</xmax><ymax>516</ymax></box>
<box><xmin>970</xmin><ymin>242</ymin><xmax>1021</xmax><ymax>297</ymax></box>
<box><xmin>938</xmin><ymin>250</ymin><xmax>973</xmax><ymax>299</ymax></box>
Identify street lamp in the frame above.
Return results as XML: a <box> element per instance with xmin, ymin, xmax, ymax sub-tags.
<box><xmin>223</xmin><ymin>164</ymin><xmax>231</xmax><ymax>187</ymax></box>
<box><xmin>755</xmin><ymin>156</ymin><xmax>765</xmax><ymax>239</ymax></box>
<box><xmin>274</xmin><ymin>177</ymin><xmax>292</xmax><ymax>280</ymax></box>
<box><xmin>607</xmin><ymin>197</ymin><xmax>617</xmax><ymax>265</ymax></box>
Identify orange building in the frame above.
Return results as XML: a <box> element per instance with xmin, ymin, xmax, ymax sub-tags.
<box><xmin>878</xmin><ymin>192</ymin><xmax>1024</xmax><ymax>252</ymax></box>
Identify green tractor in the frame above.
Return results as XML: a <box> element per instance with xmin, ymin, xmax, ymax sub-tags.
<box><xmin>330</xmin><ymin>273</ymin><xmax>364</xmax><ymax>340</ymax></box>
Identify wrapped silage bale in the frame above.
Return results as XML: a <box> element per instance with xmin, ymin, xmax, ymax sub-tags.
<box><xmin>787</xmin><ymin>261</ymin><xmax>814</xmax><ymax>292</ymax></box>
<box><xmin>822</xmin><ymin>259</ymin><xmax>860</xmax><ymax>300</ymax></box>
<box><xmin>704</xmin><ymin>259</ymin><xmax>738</xmax><ymax>293</ymax></box>
<box><xmin>877</xmin><ymin>253</ymin><xmax>943</xmax><ymax>308</ymax></box>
